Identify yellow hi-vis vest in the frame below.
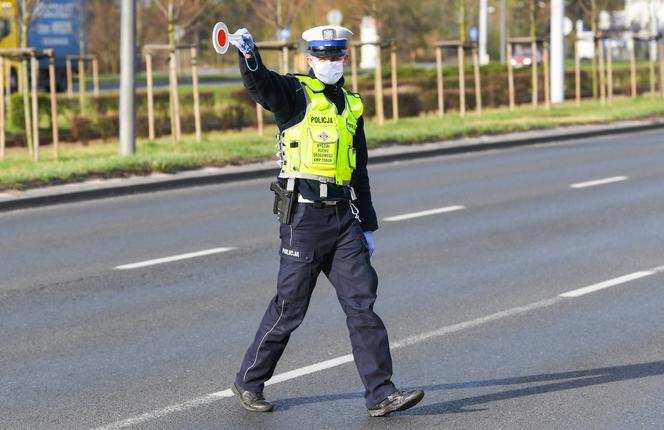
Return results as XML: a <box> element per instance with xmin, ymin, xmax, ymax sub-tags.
<box><xmin>278</xmin><ymin>74</ymin><xmax>363</xmax><ymax>188</ymax></box>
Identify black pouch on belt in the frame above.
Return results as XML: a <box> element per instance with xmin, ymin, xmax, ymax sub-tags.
<box><xmin>270</xmin><ymin>180</ymin><xmax>298</xmax><ymax>224</ymax></box>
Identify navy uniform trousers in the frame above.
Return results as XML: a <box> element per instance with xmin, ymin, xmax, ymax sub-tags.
<box><xmin>235</xmin><ymin>201</ymin><xmax>397</xmax><ymax>407</ymax></box>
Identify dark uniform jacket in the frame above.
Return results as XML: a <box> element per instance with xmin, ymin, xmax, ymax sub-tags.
<box><xmin>238</xmin><ymin>50</ymin><xmax>379</xmax><ymax>232</ymax></box>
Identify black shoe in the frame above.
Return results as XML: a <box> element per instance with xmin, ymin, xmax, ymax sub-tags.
<box><xmin>368</xmin><ymin>389</ymin><xmax>424</xmax><ymax>417</ymax></box>
<box><xmin>231</xmin><ymin>383</ymin><xmax>273</xmax><ymax>412</ymax></box>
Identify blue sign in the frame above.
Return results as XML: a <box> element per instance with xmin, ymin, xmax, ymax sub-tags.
<box><xmin>28</xmin><ymin>0</ymin><xmax>86</xmax><ymax>67</ymax></box>
<box><xmin>276</xmin><ymin>26</ymin><xmax>291</xmax><ymax>41</ymax></box>
<box><xmin>469</xmin><ymin>26</ymin><xmax>478</xmax><ymax>42</ymax></box>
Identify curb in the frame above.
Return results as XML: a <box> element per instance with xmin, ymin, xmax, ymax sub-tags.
<box><xmin>1</xmin><ymin>120</ymin><xmax>663</xmax><ymax>212</ymax></box>
<box><xmin>0</xmin><ymin>167</ymin><xmax>278</xmax><ymax>212</ymax></box>
<box><xmin>367</xmin><ymin>120</ymin><xmax>664</xmax><ymax>164</ymax></box>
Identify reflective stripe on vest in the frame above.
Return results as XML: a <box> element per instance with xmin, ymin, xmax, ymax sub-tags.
<box><xmin>278</xmin><ymin>74</ymin><xmax>364</xmax><ymax>186</ymax></box>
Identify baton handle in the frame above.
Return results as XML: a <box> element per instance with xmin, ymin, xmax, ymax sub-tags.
<box><xmin>228</xmin><ymin>32</ymin><xmax>244</xmax><ymax>42</ymax></box>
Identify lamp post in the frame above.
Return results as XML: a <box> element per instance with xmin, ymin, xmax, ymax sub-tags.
<box><xmin>119</xmin><ymin>0</ymin><xmax>136</xmax><ymax>155</ymax></box>
<box><xmin>550</xmin><ymin>0</ymin><xmax>565</xmax><ymax>103</ymax></box>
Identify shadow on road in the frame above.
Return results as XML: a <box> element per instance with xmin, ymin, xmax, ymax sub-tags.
<box><xmin>273</xmin><ymin>361</ymin><xmax>664</xmax><ymax>415</ymax></box>
<box><xmin>404</xmin><ymin>360</ymin><xmax>664</xmax><ymax>415</ymax></box>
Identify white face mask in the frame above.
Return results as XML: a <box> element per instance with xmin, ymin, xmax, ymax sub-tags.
<box><xmin>310</xmin><ymin>58</ymin><xmax>344</xmax><ymax>85</ymax></box>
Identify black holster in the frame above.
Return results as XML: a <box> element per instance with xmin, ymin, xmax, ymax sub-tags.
<box><xmin>270</xmin><ymin>180</ymin><xmax>298</xmax><ymax>225</ymax></box>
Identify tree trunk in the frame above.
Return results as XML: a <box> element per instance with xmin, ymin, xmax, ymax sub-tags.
<box><xmin>20</xmin><ymin>0</ymin><xmax>32</xmax><ymax>155</ymax></box>
<box><xmin>530</xmin><ymin>0</ymin><xmax>538</xmax><ymax>106</ymax></box>
<box><xmin>167</xmin><ymin>1</ymin><xmax>180</xmax><ymax>142</ymax></box>
<box><xmin>77</xmin><ymin>0</ymin><xmax>86</xmax><ymax>55</ymax></box>
<box><xmin>458</xmin><ymin>0</ymin><xmax>465</xmax><ymax>44</ymax></box>
<box><xmin>591</xmin><ymin>0</ymin><xmax>598</xmax><ymax>99</ymax></box>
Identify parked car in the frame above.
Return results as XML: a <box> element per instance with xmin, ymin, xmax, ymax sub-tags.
<box><xmin>511</xmin><ymin>46</ymin><xmax>542</xmax><ymax>68</ymax></box>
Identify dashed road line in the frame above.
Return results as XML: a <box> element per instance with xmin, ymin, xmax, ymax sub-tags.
<box><xmin>559</xmin><ymin>271</ymin><xmax>656</xmax><ymax>298</ymax></box>
<box><xmin>114</xmin><ymin>247</ymin><xmax>235</xmax><ymax>270</ymax></box>
<box><xmin>92</xmin><ymin>389</ymin><xmax>235</xmax><ymax>430</ymax></box>
<box><xmin>94</xmin><ymin>264</ymin><xmax>663</xmax><ymax>429</ymax></box>
<box><xmin>92</xmin><ymin>297</ymin><xmax>560</xmax><ymax>430</ymax></box>
<box><xmin>383</xmin><ymin>205</ymin><xmax>466</xmax><ymax>222</ymax></box>
<box><xmin>570</xmin><ymin>176</ymin><xmax>628</xmax><ymax>189</ymax></box>
<box><xmin>95</xmin><ymin>260</ymin><xmax>663</xmax><ymax>429</ymax></box>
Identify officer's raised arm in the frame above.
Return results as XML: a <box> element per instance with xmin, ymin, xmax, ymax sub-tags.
<box><xmin>230</xmin><ymin>28</ymin><xmax>299</xmax><ymax>123</ymax></box>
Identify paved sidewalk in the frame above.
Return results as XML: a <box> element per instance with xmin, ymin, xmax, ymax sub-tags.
<box><xmin>1</xmin><ymin>118</ymin><xmax>663</xmax><ymax>212</ymax></box>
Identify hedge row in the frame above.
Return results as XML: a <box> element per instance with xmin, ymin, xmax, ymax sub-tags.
<box><xmin>360</xmin><ymin>66</ymin><xmax>659</xmax><ymax>116</ymax></box>
<box><xmin>3</xmin><ymin>64</ymin><xmax>659</xmax><ymax>146</ymax></box>
<box><xmin>69</xmin><ymin>105</ymin><xmax>259</xmax><ymax>144</ymax></box>
<box><xmin>6</xmin><ymin>90</ymin><xmax>221</xmax><ymax>131</ymax></box>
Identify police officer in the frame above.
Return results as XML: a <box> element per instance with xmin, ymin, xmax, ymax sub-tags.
<box><xmin>229</xmin><ymin>25</ymin><xmax>424</xmax><ymax>417</ymax></box>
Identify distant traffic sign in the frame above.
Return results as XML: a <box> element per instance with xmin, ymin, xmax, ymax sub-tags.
<box><xmin>470</xmin><ymin>26</ymin><xmax>478</xmax><ymax>42</ymax></box>
<box><xmin>327</xmin><ymin>9</ymin><xmax>343</xmax><ymax>25</ymax></box>
<box><xmin>277</xmin><ymin>26</ymin><xmax>291</xmax><ymax>41</ymax></box>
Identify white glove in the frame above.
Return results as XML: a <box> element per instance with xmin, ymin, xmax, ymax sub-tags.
<box><xmin>230</xmin><ymin>28</ymin><xmax>255</xmax><ymax>55</ymax></box>
<box><xmin>363</xmin><ymin>231</ymin><xmax>375</xmax><ymax>257</ymax></box>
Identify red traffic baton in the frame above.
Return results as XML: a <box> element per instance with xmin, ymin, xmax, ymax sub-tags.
<box><xmin>212</xmin><ymin>22</ymin><xmax>243</xmax><ymax>55</ymax></box>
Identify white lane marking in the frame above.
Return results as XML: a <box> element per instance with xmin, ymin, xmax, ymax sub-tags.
<box><xmin>93</xmin><ymin>355</ymin><xmax>358</xmax><ymax>430</ymax></box>
<box><xmin>559</xmin><ymin>271</ymin><xmax>656</xmax><ymax>298</ymax></box>
<box><xmin>93</xmin><ymin>297</ymin><xmax>561</xmax><ymax>430</ymax></box>
<box><xmin>383</xmin><ymin>205</ymin><xmax>465</xmax><ymax>222</ymax></box>
<box><xmin>265</xmin><ymin>354</ymin><xmax>354</xmax><ymax>386</ymax></box>
<box><xmin>94</xmin><ymin>265</ymin><xmax>663</xmax><ymax>429</ymax></box>
<box><xmin>570</xmin><ymin>176</ymin><xmax>628</xmax><ymax>189</ymax></box>
<box><xmin>390</xmin><ymin>297</ymin><xmax>562</xmax><ymax>349</ymax></box>
<box><xmin>114</xmin><ymin>247</ymin><xmax>235</xmax><ymax>270</ymax></box>
<box><xmin>93</xmin><ymin>389</ymin><xmax>234</xmax><ymax>430</ymax></box>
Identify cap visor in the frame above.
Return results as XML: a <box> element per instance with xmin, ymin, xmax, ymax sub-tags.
<box><xmin>308</xmin><ymin>49</ymin><xmax>346</xmax><ymax>58</ymax></box>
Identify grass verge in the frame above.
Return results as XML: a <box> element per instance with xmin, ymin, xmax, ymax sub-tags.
<box><xmin>1</xmin><ymin>96</ymin><xmax>663</xmax><ymax>191</ymax></box>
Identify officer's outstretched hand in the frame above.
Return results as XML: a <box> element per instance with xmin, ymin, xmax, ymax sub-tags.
<box><xmin>230</xmin><ymin>28</ymin><xmax>255</xmax><ymax>55</ymax></box>
<box><xmin>363</xmin><ymin>231</ymin><xmax>375</xmax><ymax>257</ymax></box>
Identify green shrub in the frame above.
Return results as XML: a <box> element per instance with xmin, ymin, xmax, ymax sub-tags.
<box><xmin>222</xmin><ymin>105</ymin><xmax>250</xmax><ymax>130</ymax></box>
<box><xmin>56</xmin><ymin>96</ymin><xmax>79</xmax><ymax>118</ymax></box>
<box><xmin>8</xmin><ymin>93</ymin><xmax>52</xmax><ymax>131</ymax></box>
<box><xmin>71</xmin><ymin>115</ymin><xmax>94</xmax><ymax>145</ymax></box>
<box><xmin>180</xmin><ymin>91</ymin><xmax>215</xmax><ymax>109</ymax></box>
<box><xmin>229</xmin><ymin>87</ymin><xmax>256</xmax><ymax>108</ymax></box>
<box><xmin>97</xmin><ymin>114</ymin><xmax>119</xmax><ymax>141</ymax></box>
<box><xmin>135</xmin><ymin>91</ymin><xmax>170</xmax><ymax>114</ymax></box>
<box><xmin>93</xmin><ymin>94</ymin><xmax>119</xmax><ymax>115</ymax></box>
<box><xmin>135</xmin><ymin>113</ymin><xmax>171</xmax><ymax>139</ymax></box>
<box><xmin>362</xmin><ymin>91</ymin><xmax>423</xmax><ymax>118</ymax></box>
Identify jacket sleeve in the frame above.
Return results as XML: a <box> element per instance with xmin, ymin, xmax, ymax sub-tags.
<box><xmin>238</xmin><ymin>49</ymin><xmax>299</xmax><ymax>124</ymax></box>
<box><xmin>350</xmin><ymin>116</ymin><xmax>379</xmax><ymax>232</ymax></box>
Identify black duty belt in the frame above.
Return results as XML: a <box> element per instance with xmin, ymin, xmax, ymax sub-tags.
<box><xmin>297</xmin><ymin>195</ymin><xmax>344</xmax><ymax>206</ymax></box>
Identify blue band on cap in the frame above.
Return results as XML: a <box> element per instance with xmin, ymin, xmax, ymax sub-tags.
<box><xmin>307</xmin><ymin>39</ymin><xmax>347</xmax><ymax>48</ymax></box>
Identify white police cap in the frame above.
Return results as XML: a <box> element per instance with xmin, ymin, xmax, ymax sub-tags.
<box><xmin>302</xmin><ymin>25</ymin><xmax>353</xmax><ymax>58</ymax></box>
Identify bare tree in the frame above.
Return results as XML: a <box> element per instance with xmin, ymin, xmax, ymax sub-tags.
<box><xmin>88</xmin><ymin>0</ymin><xmax>121</xmax><ymax>73</ymax></box>
<box><xmin>150</xmin><ymin>0</ymin><xmax>222</xmax><ymax>142</ymax></box>
<box><xmin>246</xmin><ymin>0</ymin><xmax>309</xmax><ymax>33</ymax></box>
<box><xmin>577</xmin><ymin>0</ymin><xmax>622</xmax><ymax>98</ymax></box>
<box><xmin>18</xmin><ymin>0</ymin><xmax>49</xmax><ymax>156</ymax></box>
<box><xmin>459</xmin><ymin>0</ymin><xmax>466</xmax><ymax>43</ymax></box>
<box><xmin>343</xmin><ymin>0</ymin><xmax>450</xmax><ymax>62</ymax></box>
<box><xmin>153</xmin><ymin>0</ymin><xmax>222</xmax><ymax>49</ymax></box>
<box><xmin>19</xmin><ymin>0</ymin><xmax>48</xmax><ymax>49</ymax></box>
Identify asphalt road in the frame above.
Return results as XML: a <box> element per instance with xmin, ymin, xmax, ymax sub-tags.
<box><xmin>2</xmin><ymin>128</ymin><xmax>664</xmax><ymax>429</ymax></box>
